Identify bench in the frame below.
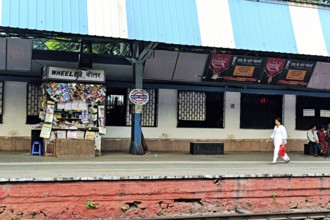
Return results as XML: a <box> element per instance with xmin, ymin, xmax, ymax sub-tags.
<box><xmin>304</xmin><ymin>143</ymin><xmax>316</xmax><ymax>155</ymax></box>
<box><xmin>190</xmin><ymin>142</ymin><xmax>224</xmax><ymax>155</ymax></box>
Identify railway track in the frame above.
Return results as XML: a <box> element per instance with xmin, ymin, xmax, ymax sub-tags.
<box><xmin>149</xmin><ymin>210</ymin><xmax>330</xmax><ymax>220</ymax></box>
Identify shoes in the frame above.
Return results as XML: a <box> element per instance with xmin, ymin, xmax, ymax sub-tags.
<box><xmin>284</xmin><ymin>160</ymin><xmax>290</xmax><ymax>164</ymax></box>
<box><xmin>269</xmin><ymin>162</ymin><xmax>276</xmax><ymax>165</ymax></box>
<box><xmin>314</xmin><ymin>154</ymin><xmax>318</xmax><ymax>157</ymax></box>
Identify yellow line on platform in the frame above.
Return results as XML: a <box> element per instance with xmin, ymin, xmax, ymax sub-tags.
<box><xmin>1</xmin><ymin>166</ymin><xmax>330</xmax><ymax>173</ymax></box>
<box><xmin>1</xmin><ymin>161</ymin><xmax>330</xmax><ymax>166</ymax></box>
<box><xmin>0</xmin><ymin>167</ymin><xmax>260</xmax><ymax>173</ymax></box>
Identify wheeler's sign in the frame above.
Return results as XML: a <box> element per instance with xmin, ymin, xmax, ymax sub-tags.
<box><xmin>43</xmin><ymin>66</ymin><xmax>105</xmax><ymax>83</ymax></box>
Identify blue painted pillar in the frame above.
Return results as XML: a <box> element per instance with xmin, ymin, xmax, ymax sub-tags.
<box><xmin>129</xmin><ymin>61</ymin><xmax>144</xmax><ymax>155</ymax></box>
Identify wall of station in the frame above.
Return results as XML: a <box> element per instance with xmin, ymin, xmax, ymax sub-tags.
<box><xmin>0</xmin><ymin>81</ymin><xmax>308</xmax><ymax>152</ymax></box>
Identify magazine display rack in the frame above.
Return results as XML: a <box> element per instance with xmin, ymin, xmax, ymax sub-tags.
<box><xmin>39</xmin><ymin>66</ymin><xmax>106</xmax><ymax>157</ymax></box>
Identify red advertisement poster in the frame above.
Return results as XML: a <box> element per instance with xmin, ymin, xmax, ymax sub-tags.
<box><xmin>260</xmin><ymin>58</ymin><xmax>287</xmax><ymax>85</ymax></box>
<box><xmin>204</xmin><ymin>54</ymin><xmax>232</xmax><ymax>80</ymax></box>
<box><xmin>203</xmin><ymin>54</ymin><xmax>264</xmax><ymax>83</ymax></box>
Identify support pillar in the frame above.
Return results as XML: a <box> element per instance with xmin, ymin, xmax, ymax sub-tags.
<box><xmin>128</xmin><ymin>42</ymin><xmax>157</xmax><ymax>155</ymax></box>
<box><xmin>129</xmin><ymin>61</ymin><xmax>144</xmax><ymax>155</ymax></box>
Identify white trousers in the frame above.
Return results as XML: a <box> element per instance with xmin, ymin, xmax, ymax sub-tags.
<box><xmin>273</xmin><ymin>142</ymin><xmax>290</xmax><ymax>163</ymax></box>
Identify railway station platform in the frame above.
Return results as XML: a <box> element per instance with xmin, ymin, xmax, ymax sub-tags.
<box><xmin>0</xmin><ymin>151</ymin><xmax>330</xmax><ymax>179</ymax></box>
<box><xmin>1</xmin><ymin>151</ymin><xmax>330</xmax><ymax>219</ymax></box>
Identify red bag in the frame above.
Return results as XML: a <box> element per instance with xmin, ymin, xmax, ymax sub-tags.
<box><xmin>278</xmin><ymin>145</ymin><xmax>286</xmax><ymax>156</ymax></box>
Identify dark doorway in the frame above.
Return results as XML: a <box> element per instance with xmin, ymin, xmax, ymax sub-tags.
<box><xmin>240</xmin><ymin>94</ymin><xmax>283</xmax><ymax>129</ymax></box>
<box><xmin>106</xmin><ymin>88</ymin><xmax>127</xmax><ymax>126</ymax></box>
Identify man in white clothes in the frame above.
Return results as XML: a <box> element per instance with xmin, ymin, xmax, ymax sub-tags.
<box><xmin>307</xmin><ymin>125</ymin><xmax>321</xmax><ymax>157</ymax></box>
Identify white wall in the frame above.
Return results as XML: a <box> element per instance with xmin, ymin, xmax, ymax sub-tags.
<box><xmin>106</xmin><ymin>89</ymin><xmax>307</xmax><ymax>140</ymax></box>
<box><xmin>0</xmin><ymin>84</ymin><xmax>307</xmax><ymax>140</ymax></box>
<box><xmin>0</xmin><ymin>81</ymin><xmax>32</xmax><ymax>136</ymax></box>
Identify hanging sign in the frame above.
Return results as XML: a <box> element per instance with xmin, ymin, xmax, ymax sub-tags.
<box><xmin>129</xmin><ymin>89</ymin><xmax>149</xmax><ymax>105</ymax></box>
<box><xmin>203</xmin><ymin>54</ymin><xmax>264</xmax><ymax>83</ymax></box>
<box><xmin>43</xmin><ymin>66</ymin><xmax>105</xmax><ymax>83</ymax></box>
<box><xmin>277</xmin><ymin>60</ymin><xmax>315</xmax><ymax>87</ymax></box>
<box><xmin>259</xmin><ymin>57</ymin><xmax>287</xmax><ymax>85</ymax></box>
<box><xmin>204</xmin><ymin>54</ymin><xmax>232</xmax><ymax>81</ymax></box>
<box><xmin>225</xmin><ymin>55</ymin><xmax>264</xmax><ymax>82</ymax></box>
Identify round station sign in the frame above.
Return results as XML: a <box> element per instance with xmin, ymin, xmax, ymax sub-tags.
<box><xmin>129</xmin><ymin>89</ymin><xmax>149</xmax><ymax>105</ymax></box>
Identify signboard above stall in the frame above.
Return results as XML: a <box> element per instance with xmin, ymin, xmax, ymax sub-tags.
<box><xmin>43</xmin><ymin>66</ymin><xmax>105</xmax><ymax>83</ymax></box>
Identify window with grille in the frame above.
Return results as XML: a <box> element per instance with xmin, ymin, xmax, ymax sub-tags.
<box><xmin>26</xmin><ymin>83</ymin><xmax>42</xmax><ymax>124</ymax></box>
<box><xmin>240</xmin><ymin>94</ymin><xmax>283</xmax><ymax>129</ymax></box>
<box><xmin>0</xmin><ymin>82</ymin><xmax>4</xmax><ymax>124</ymax></box>
<box><xmin>296</xmin><ymin>96</ymin><xmax>330</xmax><ymax>130</ymax></box>
<box><xmin>106</xmin><ymin>88</ymin><xmax>158</xmax><ymax>127</ymax></box>
<box><xmin>177</xmin><ymin>91</ymin><xmax>224</xmax><ymax>128</ymax></box>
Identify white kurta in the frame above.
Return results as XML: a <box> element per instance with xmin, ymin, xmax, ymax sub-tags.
<box><xmin>270</xmin><ymin>125</ymin><xmax>290</xmax><ymax>163</ymax></box>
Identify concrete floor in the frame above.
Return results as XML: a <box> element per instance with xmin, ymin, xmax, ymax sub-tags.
<box><xmin>0</xmin><ymin>151</ymin><xmax>329</xmax><ymax>180</ymax></box>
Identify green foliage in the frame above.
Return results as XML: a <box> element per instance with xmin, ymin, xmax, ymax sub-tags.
<box><xmin>86</xmin><ymin>200</ymin><xmax>96</xmax><ymax>209</ymax></box>
<box><xmin>121</xmin><ymin>205</ymin><xmax>127</xmax><ymax>212</ymax></box>
<box><xmin>290</xmin><ymin>0</ymin><xmax>330</xmax><ymax>4</ymax></box>
<box><xmin>159</xmin><ymin>211</ymin><xmax>166</xmax><ymax>216</ymax></box>
<box><xmin>247</xmin><ymin>201</ymin><xmax>253</xmax><ymax>206</ymax></box>
<box><xmin>272</xmin><ymin>192</ymin><xmax>277</xmax><ymax>198</ymax></box>
<box><xmin>45</xmin><ymin>39</ymin><xmax>80</xmax><ymax>52</ymax></box>
<box><xmin>308</xmin><ymin>0</ymin><xmax>330</xmax><ymax>3</ymax></box>
<box><xmin>33</xmin><ymin>38</ymin><xmax>131</xmax><ymax>56</ymax></box>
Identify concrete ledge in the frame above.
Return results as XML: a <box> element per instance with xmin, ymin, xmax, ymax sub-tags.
<box><xmin>1</xmin><ymin>173</ymin><xmax>330</xmax><ymax>183</ymax></box>
<box><xmin>0</xmin><ymin>137</ymin><xmax>307</xmax><ymax>152</ymax></box>
<box><xmin>0</xmin><ymin>137</ymin><xmax>30</xmax><ymax>151</ymax></box>
<box><xmin>101</xmin><ymin>138</ymin><xmax>306</xmax><ymax>152</ymax></box>
<box><xmin>56</xmin><ymin>139</ymin><xmax>95</xmax><ymax>157</ymax></box>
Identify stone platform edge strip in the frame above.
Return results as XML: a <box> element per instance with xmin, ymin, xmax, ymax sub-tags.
<box><xmin>1</xmin><ymin>173</ymin><xmax>330</xmax><ymax>183</ymax></box>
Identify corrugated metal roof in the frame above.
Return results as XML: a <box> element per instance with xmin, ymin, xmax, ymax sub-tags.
<box><xmin>1</xmin><ymin>0</ymin><xmax>330</xmax><ymax>57</ymax></box>
<box><xmin>87</xmin><ymin>0</ymin><xmax>128</xmax><ymax>39</ymax></box>
<box><xmin>0</xmin><ymin>0</ymin><xmax>2</xmax><ymax>25</ymax></box>
<box><xmin>1</xmin><ymin>0</ymin><xmax>88</xmax><ymax>34</ymax></box>
<box><xmin>289</xmin><ymin>3</ymin><xmax>327</xmax><ymax>56</ymax></box>
<box><xmin>229</xmin><ymin>0</ymin><xmax>298</xmax><ymax>54</ymax></box>
<box><xmin>125</xmin><ymin>0</ymin><xmax>202</xmax><ymax>46</ymax></box>
<box><xmin>196</xmin><ymin>0</ymin><xmax>235</xmax><ymax>49</ymax></box>
<box><xmin>317</xmin><ymin>7</ymin><xmax>330</xmax><ymax>56</ymax></box>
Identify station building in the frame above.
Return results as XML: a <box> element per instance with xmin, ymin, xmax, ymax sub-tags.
<box><xmin>0</xmin><ymin>0</ymin><xmax>330</xmax><ymax>153</ymax></box>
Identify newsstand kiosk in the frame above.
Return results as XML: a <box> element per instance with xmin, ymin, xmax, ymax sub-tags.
<box><xmin>39</xmin><ymin>66</ymin><xmax>106</xmax><ymax>157</ymax></box>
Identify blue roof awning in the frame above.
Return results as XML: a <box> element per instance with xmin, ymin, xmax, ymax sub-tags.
<box><xmin>1</xmin><ymin>0</ymin><xmax>330</xmax><ymax>57</ymax></box>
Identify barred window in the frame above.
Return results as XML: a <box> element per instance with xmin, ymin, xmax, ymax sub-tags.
<box><xmin>0</xmin><ymin>82</ymin><xmax>4</xmax><ymax>123</ymax></box>
<box><xmin>106</xmin><ymin>88</ymin><xmax>158</xmax><ymax>127</ymax></box>
<box><xmin>178</xmin><ymin>91</ymin><xmax>206</xmax><ymax>121</ymax></box>
<box><xmin>26</xmin><ymin>83</ymin><xmax>42</xmax><ymax>124</ymax></box>
<box><xmin>240</xmin><ymin>94</ymin><xmax>283</xmax><ymax>129</ymax></box>
<box><xmin>177</xmin><ymin>91</ymin><xmax>224</xmax><ymax>128</ymax></box>
<box><xmin>296</xmin><ymin>96</ymin><xmax>330</xmax><ymax>130</ymax></box>
<box><xmin>126</xmin><ymin>89</ymin><xmax>158</xmax><ymax>127</ymax></box>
